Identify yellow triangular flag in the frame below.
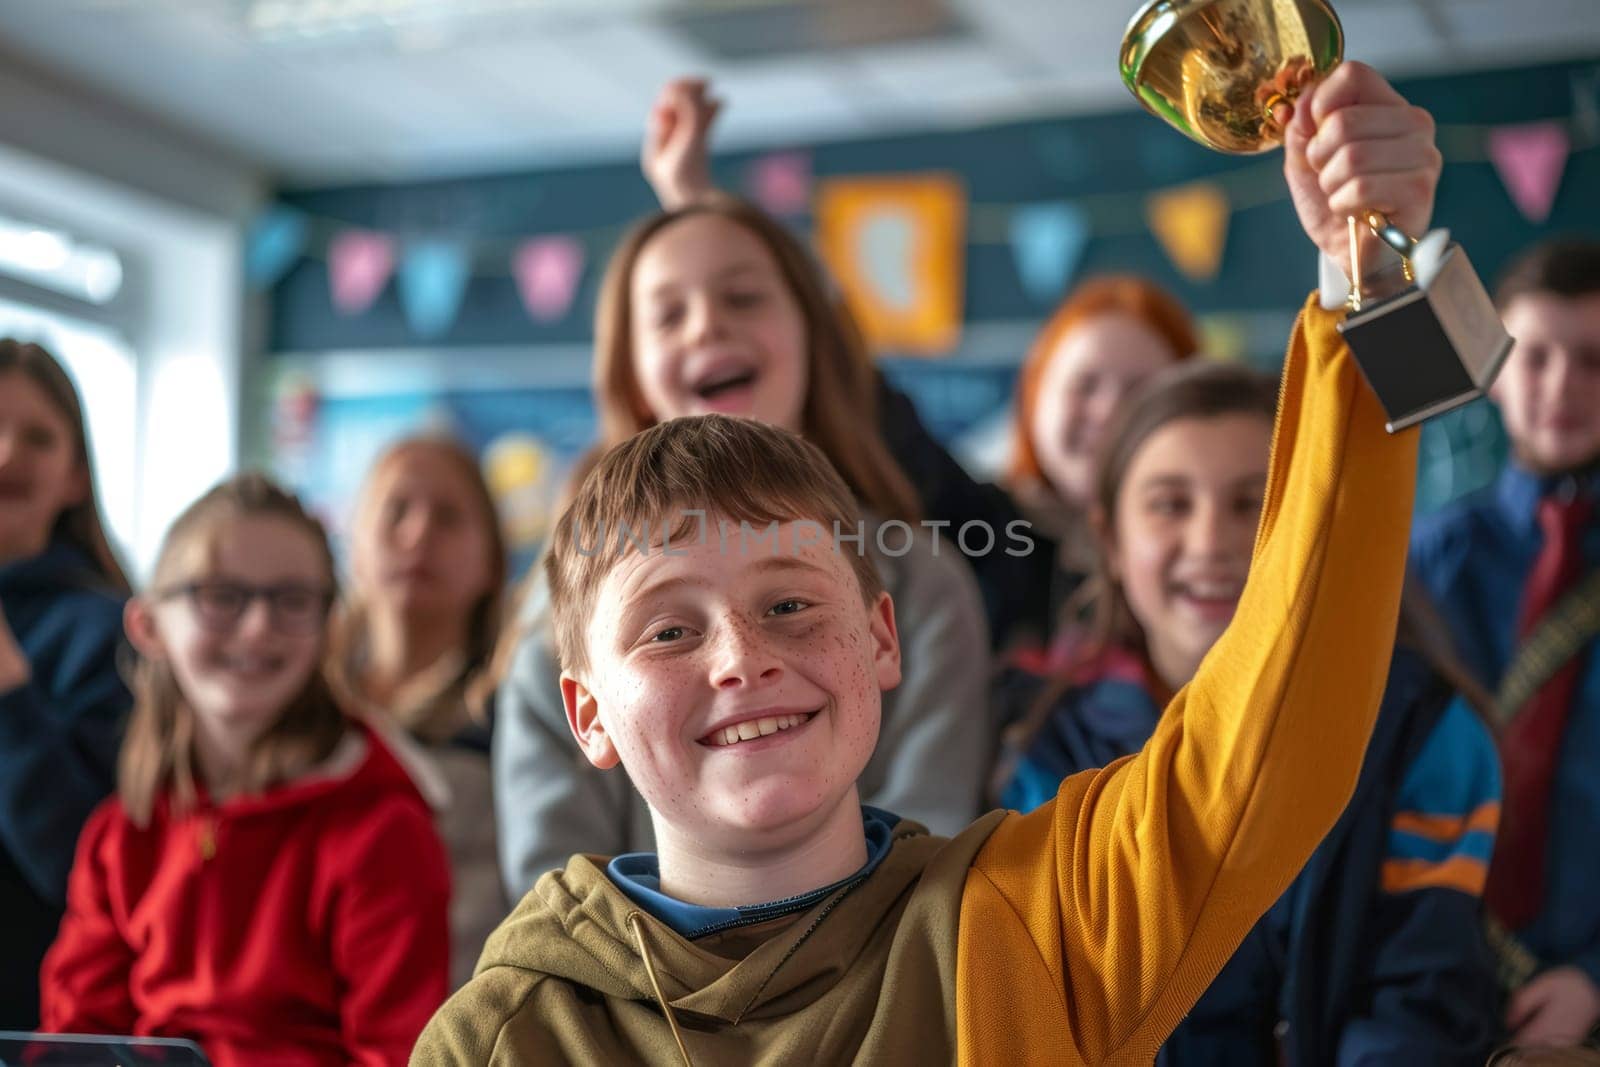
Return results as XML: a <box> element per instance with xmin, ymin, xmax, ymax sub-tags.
<box><xmin>1147</xmin><ymin>181</ymin><xmax>1229</xmax><ymax>281</ymax></box>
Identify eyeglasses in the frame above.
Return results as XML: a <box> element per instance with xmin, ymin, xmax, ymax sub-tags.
<box><xmin>159</xmin><ymin>581</ymin><xmax>333</xmax><ymax>635</ymax></box>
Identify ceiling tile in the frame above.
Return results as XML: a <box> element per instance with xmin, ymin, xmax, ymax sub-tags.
<box><xmin>1</xmin><ymin>0</ymin><xmax>1595</xmax><ymax>182</ymax></box>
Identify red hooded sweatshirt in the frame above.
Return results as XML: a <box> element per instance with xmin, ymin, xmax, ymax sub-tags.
<box><xmin>39</xmin><ymin>722</ymin><xmax>450</xmax><ymax>1066</ymax></box>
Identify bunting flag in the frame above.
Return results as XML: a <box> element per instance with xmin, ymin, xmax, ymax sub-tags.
<box><xmin>261</xmin><ymin>77</ymin><xmax>1596</xmax><ymax>340</ymax></box>
<box><xmin>1146</xmin><ymin>181</ymin><xmax>1229</xmax><ymax>281</ymax></box>
<box><xmin>245</xmin><ymin>205</ymin><xmax>308</xmax><ymax>288</ymax></box>
<box><xmin>327</xmin><ymin>230</ymin><xmax>396</xmax><ymax>315</ymax></box>
<box><xmin>512</xmin><ymin>236</ymin><xmax>584</xmax><ymax>322</ymax></box>
<box><xmin>398</xmin><ymin>240</ymin><xmax>470</xmax><ymax>338</ymax></box>
<box><xmin>1008</xmin><ymin>202</ymin><xmax>1091</xmax><ymax>306</ymax></box>
<box><xmin>1488</xmin><ymin>121</ymin><xmax>1570</xmax><ymax>223</ymax></box>
<box><xmin>745</xmin><ymin>150</ymin><xmax>813</xmax><ymax>216</ymax></box>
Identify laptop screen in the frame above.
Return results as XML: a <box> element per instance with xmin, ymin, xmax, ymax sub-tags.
<box><xmin>0</xmin><ymin>1032</ymin><xmax>211</xmax><ymax>1066</ymax></box>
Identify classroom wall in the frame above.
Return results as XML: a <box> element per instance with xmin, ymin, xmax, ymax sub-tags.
<box><xmin>265</xmin><ymin>58</ymin><xmax>1600</xmax><ymax>352</ymax></box>
<box><xmin>256</xmin><ymin>57</ymin><xmax>1599</xmax><ymax>553</ymax></box>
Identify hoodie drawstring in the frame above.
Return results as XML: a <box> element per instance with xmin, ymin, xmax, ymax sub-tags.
<box><xmin>626</xmin><ymin>911</ymin><xmax>694</xmax><ymax>1067</ymax></box>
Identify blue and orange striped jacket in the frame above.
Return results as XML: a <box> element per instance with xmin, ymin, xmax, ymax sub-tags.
<box><xmin>998</xmin><ymin>641</ymin><xmax>1503</xmax><ymax>1065</ymax></box>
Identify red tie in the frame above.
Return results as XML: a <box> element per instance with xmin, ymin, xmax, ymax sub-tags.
<box><xmin>1486</xmin><ymin>491</ymin><xmax>1594</xmax><ymax>930</ymax></box>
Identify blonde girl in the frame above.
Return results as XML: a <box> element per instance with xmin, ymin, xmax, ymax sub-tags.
<box><xmin>332</xmin><ymin>435</ymin><xmax>509</xmax><ymax>988</ymax></box>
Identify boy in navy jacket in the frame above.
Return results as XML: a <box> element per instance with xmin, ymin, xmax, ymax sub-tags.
<box><xmin>1411</xmin><ymin>239</ymin><xmax>1600</xmax><ymax>1047</ymax></box>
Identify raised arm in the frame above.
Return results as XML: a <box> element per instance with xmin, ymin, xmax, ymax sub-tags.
<box><xmin>640</xmin><ymin>77</ymin><xmax>721</xmax><ymax>210</ymax></box>
<box><xmin>961</xmin><ymin>62</ymin><xmax>1439</xmax><ymax>1062</ymax></box>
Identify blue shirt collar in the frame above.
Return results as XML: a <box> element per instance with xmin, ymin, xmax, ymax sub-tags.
<box><xmin>1495</xmin><ymin>464</ymin><xmax>1544</xmax><ymax>538</ymax></box>
<box><xmin>606</xmin><ymin>806</ymin><xmax>900</xmax><ymax>940</ymax></box>
<box><xmin>1493</xmin><ymin>462</ymin><xmax>1600</xmax><ymax>539</ymax></box>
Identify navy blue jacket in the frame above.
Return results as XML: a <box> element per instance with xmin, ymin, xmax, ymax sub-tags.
<box><xmin>1412</xmin><ymin>463</ymin><xmax>1600</xmax><ymax>985</ymax></box>
<box><xmin>876</xmin><ymin>377</ymin><xmax>1058</xmax><ymax>649</ymax></box>
<box><xmin>1000</xmin><ymin>646</ymin><xmax>1502</xmax><ymax>1066</ymax></box>
<box><xmin>0</xmin><ymin>541</ymin><xmax>130</xmax><ymax>1028</ymax></box>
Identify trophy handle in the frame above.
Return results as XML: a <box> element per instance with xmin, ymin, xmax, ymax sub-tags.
<box><xmin>1345</xmin><ymin>211</ymin><xmax>1419</xmax><ymax>310</ymax></box>
<box><xmin>1363</xmin><ymin>211</ymin><xmax>1416</xmax><ymax>259</ymax></box>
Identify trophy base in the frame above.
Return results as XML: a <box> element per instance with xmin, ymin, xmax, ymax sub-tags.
<box><xmin>1337</xmin><ymin>244</ymin><xmax>1514</xmax><ymax>433</ymax></box>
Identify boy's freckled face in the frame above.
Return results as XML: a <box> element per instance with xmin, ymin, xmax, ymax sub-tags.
<box><xmin>565</xmin><ymin>517</ymin><xmax>900</xmax><ymax>846</ymax></box>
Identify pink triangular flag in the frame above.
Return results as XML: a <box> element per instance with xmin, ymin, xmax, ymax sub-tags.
<box><xmin>513</xmin><ymin>236</ymin><xmax>584</xmax><ymax>322</ymax></box>
<box><xmin>1488</xmin><ymin>122</ymin><xmax>1569</xmax><ymax>224</ymax></box>
<box><xmin>746</xmin><ymin>151</ymin><xmax>812</xmax><ymax>216</ymax></box>
<box><xmin>328</xmin><ymin>230</ymin><xmax>396</xmax><ymax>314</ymax></box>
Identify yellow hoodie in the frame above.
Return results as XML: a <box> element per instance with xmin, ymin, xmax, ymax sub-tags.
<box><xmin>413</xmin><ymin>296</ymin><xmax>1418</xmax><ymax>1066</ymax></box>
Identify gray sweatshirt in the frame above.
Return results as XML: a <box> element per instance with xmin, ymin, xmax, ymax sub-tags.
<box><xmin>493</xmin><ymin>519</ymin><xmax>993</xmax><ymax>900</ymax></box>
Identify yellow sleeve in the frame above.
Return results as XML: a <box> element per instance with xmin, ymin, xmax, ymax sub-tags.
<box><xmin>959</xmin><ymin>295</ymin><xmax>1419</xmax><ymax>1064</ymax></box>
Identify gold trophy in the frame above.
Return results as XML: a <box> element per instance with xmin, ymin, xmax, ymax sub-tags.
<box><xmin>1119</xmin><ymin>0</ymin><xmax>1512</xmax><ymax>431</ymax></box>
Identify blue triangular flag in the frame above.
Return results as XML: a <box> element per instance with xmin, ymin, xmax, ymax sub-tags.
<box><xmin>244</xmin><ymin>205</ymin><xmax>308</xmax><ymax>288</ymax></box>
<box><xmin>398</xmin><ymin>240</ymin><xmax>470</xmax><ymax>339</ymax></box>
<box><xmin>1009</xmin><ymin>203</ymin><xmax>1091</xmax><ymax>306</ymax></box>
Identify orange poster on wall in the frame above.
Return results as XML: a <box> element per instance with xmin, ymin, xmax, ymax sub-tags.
<box><xmin>814</xmin><ymin>174</ymin><xmax>966</xmax><ymax>356</ymax></box>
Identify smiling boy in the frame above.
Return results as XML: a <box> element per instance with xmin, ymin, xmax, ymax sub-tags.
<box><xmin>414</xmin><ymin>63</ymin><xmax>1433</xmax><ymax>1066</ymax></box>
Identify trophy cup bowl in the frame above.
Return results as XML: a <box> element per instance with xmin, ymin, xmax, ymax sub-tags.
<box><xmin>1120</xmin><ymin>0</ymin><xmax>1344</xmax><ymax>154</ymax></box>
<box><xmin>1118</xmin><ymin>0</ymin><xmax>1513</xmax><ymax>431</ymax></box>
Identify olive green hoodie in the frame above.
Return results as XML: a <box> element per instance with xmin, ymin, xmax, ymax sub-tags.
<box><xmin>414</xmin><ymin>812</ymin><xmax>1006</xmax><ymax>1065</ymax></box>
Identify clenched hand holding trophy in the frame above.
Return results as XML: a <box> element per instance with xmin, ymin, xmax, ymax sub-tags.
<box><xmin>1120</xmin><ymin>0</ymin><xmax>1513</xmax><ymax>431</ymax></box>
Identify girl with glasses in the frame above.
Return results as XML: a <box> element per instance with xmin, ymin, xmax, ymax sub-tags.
<box><xmin>39</xmin><ymin>473</ymin><xmax>450</xmax><ymax>1067</ymax></box>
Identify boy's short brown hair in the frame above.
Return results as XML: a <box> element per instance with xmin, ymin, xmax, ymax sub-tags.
<box><xmin>544</xmin><ymin>415</ymin><xmax>885</xmax><ymax>677</ymax></box>
<box><xmin>1495</xmin><ymin>238</ymin><xmax>1600</xmax><ymax>308</ymax></box>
